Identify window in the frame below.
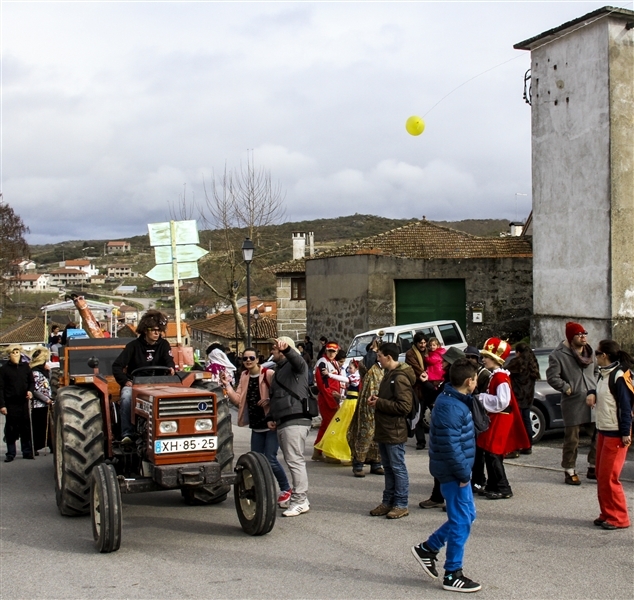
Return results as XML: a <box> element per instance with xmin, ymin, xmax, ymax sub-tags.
<box><xmin>291</xmin><ymin>277</ymin><xmax>306</xmax><ymax>300</ymax></box>
<box><xmin>438</xmin><ymin>323</ymin><xmax>463</xmax><ymax>346</ymax></box>
<box><xmin>397</xmin><ymin>332</ymin><xmax>414</xmax><ymax>353</ymax></box>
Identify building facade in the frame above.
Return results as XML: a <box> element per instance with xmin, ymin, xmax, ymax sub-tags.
<box><xmin>515</xmin><ymin>7</ymin><xmax>634</xmax><ymax>350</ymax></box>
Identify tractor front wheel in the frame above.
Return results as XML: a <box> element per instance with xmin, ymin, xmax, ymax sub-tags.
<box><xmin>234</xmin><ymin>452</ymin><xmax>276</xmax><ymax>536</ymax></box>
<box><xmin>91</xmin><ymin>463</ymin><xmax>122</xmax><ymax>553</ymax></box>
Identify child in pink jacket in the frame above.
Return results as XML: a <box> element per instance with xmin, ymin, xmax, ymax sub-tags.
<box><xmin>424</xmin><ymin>337</ymin><xmax>446</xmax><ymax>387</ymax></box>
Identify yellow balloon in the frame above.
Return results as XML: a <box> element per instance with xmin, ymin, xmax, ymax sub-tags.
<box><xmin>405</xmin><ymin>115</ymin><xmax>425</xmax><ymax>136</ymax></box>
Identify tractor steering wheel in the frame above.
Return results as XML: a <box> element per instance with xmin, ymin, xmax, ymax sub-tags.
<box><xmin>130</xmin><ymin>366</ymin><xmax>174</xmax><ymax>378</ymax></box>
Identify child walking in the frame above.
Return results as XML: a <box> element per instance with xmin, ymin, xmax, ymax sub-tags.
<box><xmin>411</xmin><ymin>358</ymin><xmax>481</xmax><ymax>593</ymax></box>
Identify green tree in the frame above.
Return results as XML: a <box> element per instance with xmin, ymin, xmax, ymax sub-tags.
<box><xmin>0</xmin><ymin>197</ymin><xmax>30</xmax><ymax>298</ymax></box>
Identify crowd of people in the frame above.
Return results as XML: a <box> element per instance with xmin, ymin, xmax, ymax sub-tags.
<box><xmin>1</xmin><ymin>319</ymin><xmax>632</xmax><ymax>593</ymax></box>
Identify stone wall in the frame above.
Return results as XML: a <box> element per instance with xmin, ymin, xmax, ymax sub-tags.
<box><xmin>275</xmin><ymin>276</ymin><xmax>307</xmax><ymax>342</ymax></box>
<box><xmin>306</xmin><ymin>254</ymin><xmax>533</xmax><ymax>349</ymax></box>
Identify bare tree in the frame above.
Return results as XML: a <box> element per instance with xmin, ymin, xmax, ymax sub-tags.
<box><xmin>0</xmin><ymin>197</ymin><xmax>30</xmax><ymax>299</ymax></box>
<box><xmin>170</xmin><ymin>152</ymin><xmax>285</xmax><ymax>343</ymax></box>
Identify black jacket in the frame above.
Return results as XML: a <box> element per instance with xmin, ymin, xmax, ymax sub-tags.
<box><xmin>112</xmin><ymin>336</ymin><xmax>175</xmax><ymax>387</ymax></box>
<box><xmin>268</xmin><ymin>347</ymin><xmax>311</xmax><ymax>426</ymax></box>
<box><xmin>0</xmin><ymin>362</ymin><xmax>34</xmax><ymax>416</ymax></box>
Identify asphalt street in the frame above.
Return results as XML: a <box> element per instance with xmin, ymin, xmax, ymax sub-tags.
<box><xmin>1</xmin><ymin>415</ymin><xmax>632</xmax><ymax>600</ymax></box>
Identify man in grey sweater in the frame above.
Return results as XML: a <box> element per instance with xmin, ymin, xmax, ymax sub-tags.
<box><xmin>546</xmin><ymin>322</ymin><xmax>598</xmax><ymax>485</ymax></box>
<box><xmin>267</xmin><ymin>337</ymin><xmax>312</xmax><ymax>517</ymax></box>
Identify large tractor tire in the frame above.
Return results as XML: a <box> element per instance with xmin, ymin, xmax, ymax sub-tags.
<box><xmin>54</xmin><ymin>386</ymin><xmax>104</xmax><ymax>516</ymax></box>
<box><xmin>91</xmin><ymin>463</ymin><xmax>122</xmax><ymax>553</ymax></box>
<box><xmin>234</xmin><ymin>452</ymin><xmax>276</xmax><ymax>536</ymax></box>
<box><xmin>184</xmin><ymin>380</ymin><xmax>233</xmax><ymax>505</ymax></box>
<box><xmin>49</xmin><ymin>368</ymin><xmax>61</xmax><ymax>400</ymax></box>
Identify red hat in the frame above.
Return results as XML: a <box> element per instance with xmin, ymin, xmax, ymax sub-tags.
<box><xmin>565</xmin><ymin>322</ymin><xmax>587</xmax><ymax>343</ymax></box>
<box><xmin>325</xmin><ymin>342</ymin><xmax>339</xmax><ymax>351</ymax></box>
<box><xmin>480</xmin><ymin>338</ymin><xmax>511</xmax><ymax>365</ymax></box>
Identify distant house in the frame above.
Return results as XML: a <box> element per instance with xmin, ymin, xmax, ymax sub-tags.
<box><xmin>114</xmin><ymin>303</ymin><xmax>139</xmax><ymax>325</ymax></box>
<box><xmin>114</xmin><ymin>285</ymin><xmax>138</xmax><ymax>295</ymax></box>
<box><xmin>16</xmin><ymin>260</ymin><xmax>37</xmax><ymax>272</ymax></box>
<box><xmin>49</xmin><ymin>268</ymin><xmax>89</xmax><ymax>287</ymax></box>
<box><xmin>90</xmin><ymin>275</ymin><xmax>107</xmax><ymax>285</ymax></box>
<box><xmin>165</xmin><ymin>322</ymin><xmax>190</xmax><ymax>346</ymax></box>
<box><xmin>10</xmin><ymin>273</ymin><xmax>49</xmax><ymax>291</ymax></box>
<box><xmin>107</xmin><ymin>264</ymin><xmax>132</xmax><ymax>279</ymax></box>
<box><xmin>106</xmin><ymin>241</ymin><xmax>131</xmax><ymax>254</ymax></box>
<box><xmin>63</xmin><ymin>259</ymin><xmax>99</xmax><ymax>277</ymax></box>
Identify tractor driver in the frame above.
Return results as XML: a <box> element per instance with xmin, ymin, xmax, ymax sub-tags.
<box><xmin>112</xmin><ymin>310</ymin><xmax>175</xmax><ymax>444</ymax></box>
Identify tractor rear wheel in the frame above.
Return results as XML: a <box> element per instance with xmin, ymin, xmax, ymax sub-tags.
<box><xmin>54</xmin><ymin>386</ymin><xmax>104</xmax><ymax>516</ymax></box>
<box><xmin>234</xmin><ymin>452</ymin><xmax>276</xmax><ymax>536</ymax></box>
<box><xmin>91</xmin><ymin>463</ymin><xmax>122</xmax><ymax>553</ymax></box>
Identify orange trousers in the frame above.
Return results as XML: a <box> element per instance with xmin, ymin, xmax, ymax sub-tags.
<box><xmin>595</xmin><ymin>433</ymin><xmax>631</xmax><ymax>528</ymax></box>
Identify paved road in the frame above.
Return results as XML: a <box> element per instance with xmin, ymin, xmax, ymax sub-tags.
<box><xmin>1</xmin><ymin>420</ymin><xmax>632</xmax><ymax>599</ymax></box>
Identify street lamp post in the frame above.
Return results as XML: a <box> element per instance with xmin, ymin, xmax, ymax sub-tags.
<box><xmin>242</xmin><ymin>238</ymin><xmax>255</xmax><ymax>348</ymax></box>
<box><xmin>253</xmin><ymin>308</ymin><xmax>260</xmax><ymax>353</ymax></box>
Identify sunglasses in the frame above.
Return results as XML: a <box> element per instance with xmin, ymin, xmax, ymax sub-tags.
<box><xmin>242</xmin><ymin>356</ymin><xmax>257</xmax><ymax>362</ymax></box>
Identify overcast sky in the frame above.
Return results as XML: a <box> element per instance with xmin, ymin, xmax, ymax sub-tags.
<box><xmin>1</xmin><ymin>0</ymin><xmax>621</xmax><ymax>244</ymax></box>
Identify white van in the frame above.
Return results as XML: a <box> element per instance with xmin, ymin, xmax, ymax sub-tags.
<box><xmin>346</xmin><ymin>320</ymin><xmax>467</xmax><ymax>364</ymax></box>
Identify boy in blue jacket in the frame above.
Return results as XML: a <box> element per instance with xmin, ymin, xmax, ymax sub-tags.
<box><xmin>411</xmin><ymin>359</ymin><xmax>481</xmax><ymax>593</ymax></box>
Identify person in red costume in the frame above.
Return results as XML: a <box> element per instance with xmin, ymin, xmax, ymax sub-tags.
<box><xmin>312</xmin><ymin>341</ymin><xmax>343</xmax><ymax>462</ymax></box>
<box><xmin>475</xmin><ymin>338</ymin><xmax>530</xmax><ymax>500</ymax></box>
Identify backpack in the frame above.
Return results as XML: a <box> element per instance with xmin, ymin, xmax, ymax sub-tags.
<box><xmin>390</xmin><ymin>373</ymin><xmax>421</xmax><ymax>437</ymax></box>
<box><xmin>471</xmin><ymin>396</ymin><xmax>491</xmax><ymax>435</ymax></box>
<box><xmin>607</xmin><ymin>368</ymin><xmax>634</xmax><ymax>410</ymax></box>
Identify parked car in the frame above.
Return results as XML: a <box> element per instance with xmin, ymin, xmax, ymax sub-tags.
<box><xmin>346</xmin><ymin>320</ymin><xmax>467</xmax><ymax>365</ymax></box>
<box><xmin>505</xmin><ymin>348</ymin><xmax>564</xmax><ymax>443</ymax></box>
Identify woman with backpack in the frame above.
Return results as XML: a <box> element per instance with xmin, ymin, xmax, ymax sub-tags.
<box><xmin>588</xmin><ymin>340</ymin><xmax>633</xmax><ymax>530</ymax></box>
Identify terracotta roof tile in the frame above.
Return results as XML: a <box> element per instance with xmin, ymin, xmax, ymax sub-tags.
<box><xmin>0</xmin><ymin>317</ymin><xmax>47</xmax><ymax>345</ymax></box>
<box><xmin>269</xmin><ymin>220</ymin><xmax>531</xmax><ymax>274</ymax></box>
<box><xmin>189</xmin><ymin>313</ymin><xmax>277</xmax><ymax>340</ymax></box>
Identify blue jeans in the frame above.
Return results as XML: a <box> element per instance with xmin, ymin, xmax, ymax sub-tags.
<box><xmin>427</xmin><ymin>480</ymin><xmax>476</xmax><ymax>572</ymax></box>
<box><xmin>251</xmin><ymin>429</ymin><xmax>290</xmax><ymax>492</ymax></box>
<box><xmin>120</xmin><ymin>386</ymin><xmax>134</xmax><ymax>437</ymax></box>
<box><xmin>378</xmin><ymin>442</ymin><xmax>409</xmax><ymax>508</ymax></box>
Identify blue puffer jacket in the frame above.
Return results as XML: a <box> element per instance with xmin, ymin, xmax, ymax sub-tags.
<box><xmin>429</xmin><ymin>384</ymin><xmax>476</xmax><ymax>484</ymax></box>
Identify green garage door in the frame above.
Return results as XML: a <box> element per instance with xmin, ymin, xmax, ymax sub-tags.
<box><xmin>395</xmin><ymin>279</ymin><xmax>466</xmax><ymax>333</ymax></box>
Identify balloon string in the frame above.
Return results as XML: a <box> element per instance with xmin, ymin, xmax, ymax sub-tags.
<box><xmin>422</xmin><ymin>54</ymin><xmax>522</xmax><ymax>118</ymax></box>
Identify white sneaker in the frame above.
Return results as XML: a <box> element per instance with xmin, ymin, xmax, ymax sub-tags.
<box><xmin>282</xmin><ymin>501</ymin><xmax>310</xmax><ymax>517</ymax></box>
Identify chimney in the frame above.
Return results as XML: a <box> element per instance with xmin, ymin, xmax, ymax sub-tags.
<box><xmin>308</xmin><ymin>232</ymin><xmax>314</xmax><ymax>257</ymax></box>
<box><xmin>509</xmin><ymin>222</ymin><xmax>524</xmax><ymax>237</ymax></box>
<box><xmin>292</xmin><ymin>232</ymin><xmax>306</xmax><ymax>260</ymax></box>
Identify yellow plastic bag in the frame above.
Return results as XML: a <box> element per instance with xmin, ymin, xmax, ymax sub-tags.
<box><xmin>315</xmin><ymin>399</ymin><xmax>357</xmax><ymax>461</ymax></box>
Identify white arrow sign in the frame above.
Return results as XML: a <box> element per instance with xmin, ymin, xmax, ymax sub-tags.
<box><xmin>154</xmin><ymin>245</ymin><xmax>208</xmax><ymax>265</ymax></box>
<box><xmin>146</xmin><ymin>262</ymin><xmax>201</xmax><ymax>282</ymax></box>
<box><xmin>148</xmin><ymin>220</ymin><xmax>200</xmax><ymax>246</ymax></box>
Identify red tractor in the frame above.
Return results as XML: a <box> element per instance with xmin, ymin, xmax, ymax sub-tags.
<box><xmin>51</xmin><ymin>300</ymin><xmax>276</xmax><ymax>552</ymax></box>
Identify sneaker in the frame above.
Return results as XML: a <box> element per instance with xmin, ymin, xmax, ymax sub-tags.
<box><xmin>4</xmin><ymin>456</ymin><xmax>15</xmax><ymax>463</ymax></box>
<box><xmin>369</xmin><ymin>503</ymin><xmax>392</xmax><ymax>516</ymax></box>
<box><xmin>520</xmin><ymin>448</ymin><xmax>532</xmax><ymax>455</ymax></box>
<box><xmin>277</xmin><ymin>489</ymin><xmax>292</xmax><ymax>508</ymax></box>
<box><xmin>370</xmin><ymin>466</ymin><xmax>385</xmax><ymax>475</ymax></box>
<box><xmin>443</xmin><ymin>569</ymin><xmax>481</xmax><ymax>593</ymax></box>
<box><xmin>587</xmin><ymin>467</ymin><xmax>597</xmax><ymax>480</ymax></box>
<box><xmin>485</xmin><ymin>491</ymin><xmax>513</xmax><ymax>500</ymax></box>
<box><xmin>416</xmin><ymin>443</ymin><xmax>426</xmax><ymax>450</ymax></box>
<box><xmin>121</xmin><ymin>436</ymin><xmax>133</xmax><ymax>446</ymax></box>
<box><xmin>282</xmin><ymin>501</ymin><xmax>310</xmax><ymax>517</ymax></box>
<box><xmin>593</xmin><ymin>518</ymin><xmax>605</xmax><ymax>527</ymax></box>
<box><xmin>419</xmin><ymin>498</ymin><xmax>445</xmax><ymax>509</ymax></box>
<box><xmin>23</xmin><ymin>455</ymin><xmax>35</xmax><ymax>460</ymax></box>
<box><xmin>386</xmin><ymin>507</ymin><xmax>409</xmax><ymax>519</ymax></box>
<box><xmin>565</xmin><ymin>472</ymin><xmax>581</xmax><ymax>485</ymax></box>
<box><xmin>411</xmin><ymin>543</ymin><xmax>439</xmax><ymax>579</ymax></box>
<box><xmin>353</xmin><ymin>469</ymin><xmax>366</xmax><ymax>478</ymax></box>
<box><xmin>504</xmin><ymin>451</ymin><xmax>520</xmax><ymax>459</ymax></box>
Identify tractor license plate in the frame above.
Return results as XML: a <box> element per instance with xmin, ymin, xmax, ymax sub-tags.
<box><xmin>154</xmin><ymin>436</ymin><xmax>218</xmax><ymax>454</ymax></box>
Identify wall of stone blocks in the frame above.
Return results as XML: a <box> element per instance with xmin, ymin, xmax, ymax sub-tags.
<box><xmin>276</xmin><ymin>276</ymin><xmax>307</xmax><ymax>343</ymax></box>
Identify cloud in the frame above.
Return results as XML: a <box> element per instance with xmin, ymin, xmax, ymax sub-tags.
<box><xmin>1</xmin><ymin>1</ymin><xmax>609</xmax><ymax>243</ymax></box>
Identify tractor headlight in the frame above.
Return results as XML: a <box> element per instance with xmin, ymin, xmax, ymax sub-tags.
<box><xmin>159</xmin><ymin>421</ymin><xmax>178</xmax><ymax>433</ymax></box>
<box><xmin>195</xmin><ymin>419</ymin><xmax>213</xmax><ymax>432</ymax></box>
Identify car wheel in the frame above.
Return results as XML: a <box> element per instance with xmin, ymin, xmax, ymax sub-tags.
<box><xmin>530</xmin><ymin>405</ymin><xmax>546</xmax><ymax>443</ymax></box>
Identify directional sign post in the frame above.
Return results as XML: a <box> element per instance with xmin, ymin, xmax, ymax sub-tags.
<box><xmin>147</xmin><ymin>220</ymin><xmax>208</xmax><ymax>347</ymax></box>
